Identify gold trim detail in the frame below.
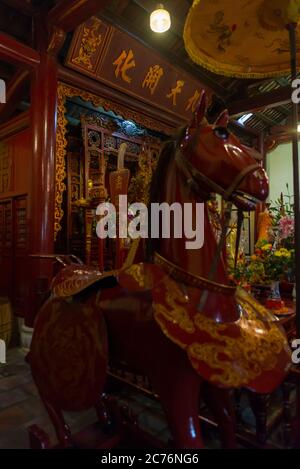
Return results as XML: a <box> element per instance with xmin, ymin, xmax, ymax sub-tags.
<box><xmin>55</xmin><ymin>84</ymin><xmax>68</xmax><ymax>239</ymax></box>
<box><xmin>73</xmin><ymin>20</ymin><xmax>102</xmax><ymax>70</ymax></box>
<box><xmin>183</xmin><ymin>0</ymin><xmax>299</xmax><ymax>79</ymax></box>
<box><xmin>154</xmin><ymin>281</ymin><xmax>195</xmax><ymax>334</ymax></box>
<box><xmin>54</xmin><ymin>82</ymin><xmax>173</xmax><ymax>239</ymax></box>
<box><xmin>153</xmin><ymin>278</ymin><xmax>289</xmax><ymax>388</ymax></box>
<box><xmin>154</xmin><ymin>251</ymin><xmax>236</xmax><ymax>295</ymax></box>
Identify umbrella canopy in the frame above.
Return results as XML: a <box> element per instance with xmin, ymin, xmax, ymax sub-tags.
<box><xmin>184</xmin><ymin>0</ymin><xmax>300</xmax><ymax>78</ymax></box>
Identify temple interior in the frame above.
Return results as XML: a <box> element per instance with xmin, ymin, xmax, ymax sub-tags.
<box><xmin>0</xmin><ymin>0</ymin><xmax>300</xmax><ymax>451</ymax></box>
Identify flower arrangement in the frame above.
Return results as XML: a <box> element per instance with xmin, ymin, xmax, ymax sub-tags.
<box><xmin>230</xmin><ymin>241</ymin><xmax>291</xmax><ymax>282</ymax></box>
<box><xmin>230</xmin><ymin>186</ymin><xmax>295</xmax><ymax>294</ymax></box>
<box><xmin>230</xmin><ymin>238</ymin><xmax>294</xmax><ymax>287</ymax></box>
<box><xmin>250</xmin><ymin>240</ymin><xmax>294</xmax><ymax>283</ymax></box>
<box><xmin>269</xmin><ymin>185</ymin><xmax>295</xmax><ymax>279</ymax></box>
<box><xmin>277</xmin><ymin>215</ymin><xmax>294</xmax><ymax>250</ymax></box>
<box><xmin>269</xmin><ymin>184</ymin><xmax>294</xmax><ymax>224</ymax></box>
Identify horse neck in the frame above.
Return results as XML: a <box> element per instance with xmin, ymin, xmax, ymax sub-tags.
<box><xmin>156</xmin><ymin>158</ymin><xmax>229</xmax><ymax>285</ymax></box>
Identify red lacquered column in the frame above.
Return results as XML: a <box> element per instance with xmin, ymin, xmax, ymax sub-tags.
<box><xmin>26</xmin><ymin>53</ymin><xmax>57</xmax><ymax>326</ymax></box>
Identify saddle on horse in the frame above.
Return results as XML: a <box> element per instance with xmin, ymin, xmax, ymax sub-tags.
<box><xmin>50</xmin><ymin>239</ymin><xmax>290</xmax><ymax>394</ymax></box>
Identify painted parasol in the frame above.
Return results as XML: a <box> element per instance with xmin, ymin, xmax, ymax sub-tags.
<box><xmin>184</xmin><ymin>0</ymin><xmax>300</xmax><ymax>337</ymax></box>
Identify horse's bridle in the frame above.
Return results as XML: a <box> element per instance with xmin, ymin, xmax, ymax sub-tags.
<box><xmin>171</xmin><ymin>147</ymin><xmax>262</xmax><ymax>310</ymax></box>
<box><xmin>175</xmin><ymin>149</ymin><xmax>261</xmax><ymax>204</ymax></box>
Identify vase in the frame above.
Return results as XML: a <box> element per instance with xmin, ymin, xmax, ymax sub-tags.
<box><xmin>265</xmin><ymin>280</ymin><xmax>285</xmax><ymax>310</ymax></box>
<box><xmin>269</xmin><ymin>280</ymin><xmax>281</xmax><ymax>300</ymax></box>
<box><xmin>279</xmin><ymin>280</ymin><xmax>294</xmax><ymax>299</ymax></box>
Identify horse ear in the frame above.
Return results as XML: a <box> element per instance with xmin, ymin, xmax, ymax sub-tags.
<box><xmin>190</xmin><ymin>90</ymin><xmax>207</xmax><ymax>130</ymax></box>
<box><xmin>214</xmin><ymin>109</ymin><xmax>229</xmax><ymax>127</ymax></box>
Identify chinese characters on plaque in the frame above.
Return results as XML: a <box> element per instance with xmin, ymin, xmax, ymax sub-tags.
<box><xmin>66</xmin><ymin>17</ymin><xmax>210</xmax><ymax>122</ymax></box>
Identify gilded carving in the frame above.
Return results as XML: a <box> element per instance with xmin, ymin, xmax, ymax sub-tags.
<box><xmin>152</xmin><ymin>277</ymin><xmax>288</xmax><ymax>388</ymax></box>
<box><xmin>128</xmin><ymin>147</ymin><xmax>157</xmax><ymax>205</ymax></box>
<box><xmin>55</xmin><ymin>83</ymin><xmax>171</xmax><ymax>239</ymax></box>
<box><xmin>73</xmin><ymin>20</ymin><xmax>102</xmax><ymax>70</ymax></box>
<box><xmin>55</xmin><ymin>84</ymin><xmax>68</xmax><ymax>239</ymax></box>
<box><xmin>125</xmin><ymin>264</ymin><xmax>145</xmax><ymax>288</ymax></box>
<box><xmin>0</xmin><ymin>143</ymin><xmax>11</xmax><ymax>193</ymax></box>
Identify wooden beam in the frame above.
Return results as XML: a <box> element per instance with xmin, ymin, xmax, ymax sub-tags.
<box><xmin>58</xmin><ymin>65</ymin><xmax>183</xmax><ymax>129</ymax></box>
<box><xmin>230</xmin><ymin>120</ymin><xmax>260</xmax><ymax>138</ymax></box>
<box><xmin>0</xmin><ymin>110</ymin><xmax>29</xmax><ymax>140</ymax></box>
<box><xmin>0</xmin><ymin>0</ymin><xmax>35</xmax><ymax>16</ymax></box>
<box><xmin>0</xmin><ymin>69</ymin><xmax>30</xmax><ymax>122</ymax></box>
<box><xmin>0</xmin><ymin>61</ymin><xmax>15</xmax><ymax>82</ymax></box>
<box><xmin>48</xmin><ymin>0</ymin><xmax>111</xmax><ymax>32</ymax></box>
<box><xmin>269</xmin><ymin>124</ymin><xmax>299</xmax><ymax>136</ymax></box>
<box><xmin>0</xmin><ymin>32</ymin><xmax>40</xmax><ymax>68</ymax></box>
<box><xmin>228</xmin><ymin>86</ymin><xmax>291</xmax><ymax>117</ymax></box>
<box><xmin>253</xmin><ymin>112</ymin><xmax>281</xmax><ymax>127</ymax></box>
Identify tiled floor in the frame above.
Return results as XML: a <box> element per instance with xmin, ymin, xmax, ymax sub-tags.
<box><xmin>0</xmin><ymin>348</ymin><xmax>216</xmax><ymax>449</ymax></box>
<box><xmin>0</xmin><ymin>348</ymin><xmax>293</xmax><ymax>449</ymax></box>
<box><xmin>0</xmin><ymin>347</ymin><xmax>175</xmax><ymax>449</ymax></box>
<box><xmin>0</xmin><ymin>348</ymin><xmax>97</xmax><ymax>449</ymax></box>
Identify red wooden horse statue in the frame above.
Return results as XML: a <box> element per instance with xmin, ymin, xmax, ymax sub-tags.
<box><xmin>28</xmin><ymin>91</ymin><xmax>290</xmax><ymax>449</ymax></box>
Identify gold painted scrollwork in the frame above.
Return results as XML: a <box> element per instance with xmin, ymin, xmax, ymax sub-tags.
<box><xmin>73</xmin><ymin>21</ymin><xmax>102</xmax><ymax>69</ymax></box>
<box><xmin>55</xmin><ymin>84</ymin><xmax>68</xmax><ymax>239</ymax></box>
<box><xmin>153</xmin><ymin>277</ymin><xmax>288</xmax><ymax>388</ymax></box>
<box><xmin>54</xmin><ymin>82</ymin><xmax>172</xmax><ymax>239</ymax></box>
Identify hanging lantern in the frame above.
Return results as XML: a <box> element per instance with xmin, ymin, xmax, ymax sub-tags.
<box><xmin>150</xmin><ymin>4</ymin><xmax>171</xmax><ymax>33</ymax></box>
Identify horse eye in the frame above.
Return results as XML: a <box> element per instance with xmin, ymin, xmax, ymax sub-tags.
<box><xmin>214</xmin><ymin>127</ymin><xmax>229</xmax><ymax>140</ymax></box>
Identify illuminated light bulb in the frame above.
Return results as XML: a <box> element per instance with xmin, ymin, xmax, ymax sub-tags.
<box><xmin>150</xmin><ymin>4</ymin><xmax>171</xmax><ymax>33</ymax></box>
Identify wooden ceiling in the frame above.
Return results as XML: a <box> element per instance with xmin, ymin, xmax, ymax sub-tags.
<box><xmin>100</xmin><ymin>0</ymin><xmax>294</xmax><ymax>138</ymax></box>
<box><xmin>102</xmin><ymin>0</ymin><xmax>238</xmax><ymax>98</ymax></box>
<box><xmin>0</xmin><ymin>0</ymin><xmax>295</xmax><ymax>140</ymax></box>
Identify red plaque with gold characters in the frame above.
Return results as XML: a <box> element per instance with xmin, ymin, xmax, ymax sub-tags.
<box><xmin>66</xmin><ymin>17</ymin><xmax>211</xmax><ymax>122</ymax></box>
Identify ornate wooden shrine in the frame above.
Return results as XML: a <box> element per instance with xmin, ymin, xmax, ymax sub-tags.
<box><xmin>0</xmin><ymin>2</ymin><xmax>270</xmax><ymax>329</ymax></box>
<box><xmin>1</xmin><ymin>0</ymin><xmax>300</xmax><ymax>451</ymax></box>
<box><xmin>0</xmin><ymin>5</ymin><xmax>215</xmax><ymax>327</ymax></box>
<box><xmin>61</xmin><ymin>109</ymin><xmax>162</xmax><ymax>271</ymax></box>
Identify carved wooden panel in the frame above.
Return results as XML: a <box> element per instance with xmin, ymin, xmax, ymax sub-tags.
<box><xmin>14</xmin><ymin>196</ymin><xmax>28</xmax><ymax>254</ymax></box>
<box><xmin>0</xmin><ymin>195</ymin><xmax>28</xmax><ymax>312</ymax></box>
<box><xmin>66</xmin><ymin>18</ymin><xmax>211</xmax><ymax>122</ymax></box>
<box><xmin>0</xmin><ymin>199</ymin><xmax>13</xmax><ymax>297</ymax></box>
<box><xmin>0</xmin><ymin>142</ymin><xmax>12</xmax><ymax>193</ymax></box>
<box><xmin>66</xmin><ymin>135</ymin><xmax>84</xmax><ymax>258</ymax></box>
<box><xmin>13</xmin><ymin>196</ymin><xmax>28</xmax><ymax>314</ymax></box>
<box><xmin>66</xmin><ymin>17</ymin><xmax>110</xmax><ymax>77</ymax></box>
<box><xmin>64</xmin><ymin>118</ymin><xmax>162</xmax><ymax>270</ymax></box>
<box><xmin>83</xmin><ymin>124</ymin><xmax>107</xmax><ymax>202</ymax></box>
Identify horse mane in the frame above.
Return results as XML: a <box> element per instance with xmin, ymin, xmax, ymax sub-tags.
<box><xmin>146</xmin><ymin>125</ymin><xmax>187</xmax><ymax>259</ymax></box>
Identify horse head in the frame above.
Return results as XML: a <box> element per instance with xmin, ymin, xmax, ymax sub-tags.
<box><xmin>180</xmin><ymin>91</ymin><xmax>269</xmax><ymax>210</ymax></box>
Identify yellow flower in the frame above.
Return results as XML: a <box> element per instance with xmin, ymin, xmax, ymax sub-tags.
<box><xmin>279</xmin><ymin>248</ymin><xmax>291</xmax><ymax>258</ymax></box>
<box><xmin>251</xmin><ymin>254</ymin><xmax>257</xmax><ymax>261</ymax></box>
<box><xmin>261</xmin><ymin>243</ymin><xmax>272</xmax><ymax>251</ymax></box>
